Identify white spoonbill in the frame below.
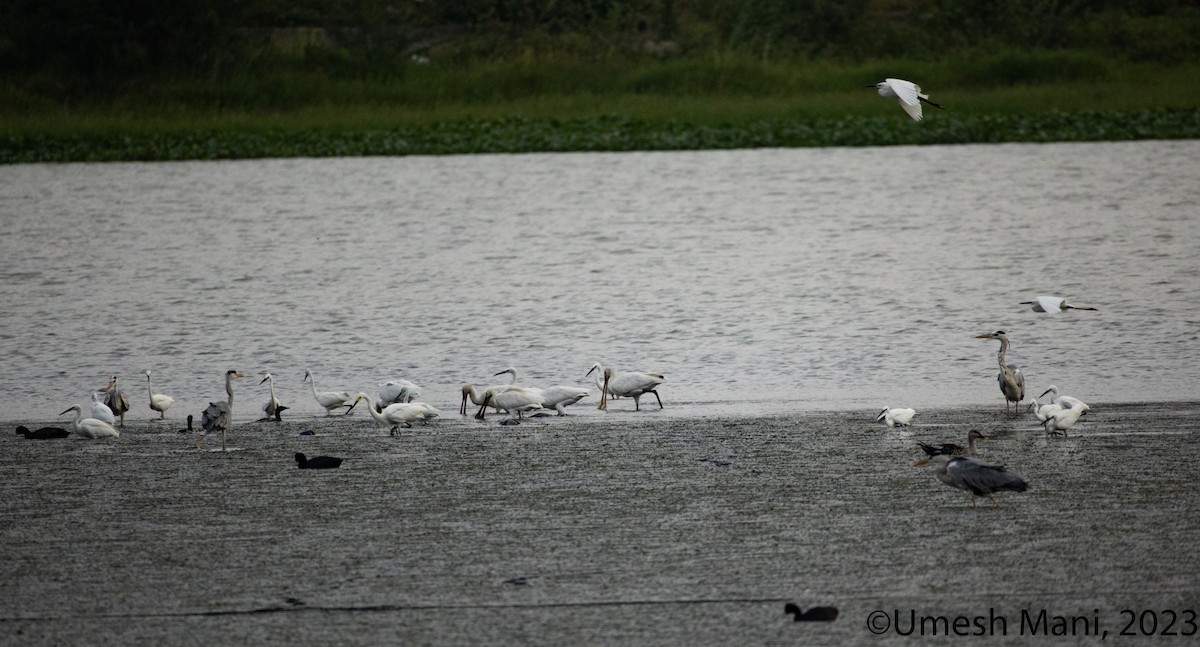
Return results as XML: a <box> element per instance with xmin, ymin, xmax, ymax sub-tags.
<box><xmin>459</xmin><ymin>383</ymin><xmax>504</xmax><ymax>415</ymax></box>
<box><xmin>59</xmin><ymin>404</ymin><xmax>119</xmax><ymax>439</ymax></box>
<box><xmin>1020</xmin><ymin>296</ymin><xmax>1098</xmax><ymax>314</ymax></box>
<box><xmin>198</xmin><ymin>370</ymin><xmax>245</xmax><ymax>451</ymax></box>
<box><xmin>587</xmin><ymin>363</ymin><xmax>665</xmax><ymax>411</ymax></box>
<box><xmin>379</xmin><ymin>378</ymin><xmax>421</xmax><ymax>405</ymax></box>
<box><xmin>868</xmin><ymin>78</ymin><xmax>943</xmax><ymax>121</ymax></box>
<box><xmin>875</xmin><ymin>407</ymin><xmax>916</xmax><ymax>427</ymax></box>
<box><xmin>90</xmin><ymin>392</ymin><xmax>116</xmax><ymax>425</ymax></box>
<box><xmin>976</xmin><ymin>331</ymin><xmax>1025</xmax><ymax>413</ymax></box>
<box><xmin>1039</xmin><ymin>385</ymin><xmax>1090</xmax><ymax>414</ymax></box>
<box><xmin>493</xmin><ymin>367</ymin><xmax>589</xmax><ymax>416</ymax></box>
<box><xmin>474</xmin><ymin>386</ymin><xmax>544</xmax><ymax>425</ymax></box>
<box><xmin>353</xmin><ymin>393</ymin><xmax>441</xmax><ymax>435</ymax></box>
<box><xmin>304</xmin><ymin>370</ymin><xmax>356</xmax><ymax>415</ymax></box>
<box><xmin>103</xmin><ymin>376</ymin><xmax>131</xmax><ymax>427</ymax></box>
<box><xmin>259</xmin><ymin>373</ymin><xmax>288</xmax><ymax>422</ymax></box>
<box><xmin>145</xmin><ymin>370</ymin><xmax>174</xmax><ymax>420</ymax></box>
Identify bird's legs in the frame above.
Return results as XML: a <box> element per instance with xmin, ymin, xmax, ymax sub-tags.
<box><xmin>651</xmin><ymin>389</ymin><xmax>664</xmax><ymax>409</ymax></box>
<box><xmin>221</xmin><ymin>429</ymin><xmax>227</xmax><ymax>451</ymax></box>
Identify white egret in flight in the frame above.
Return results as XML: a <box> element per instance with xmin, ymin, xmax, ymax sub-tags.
<box><xmin>868</xmin><ymin>78</ymin><xmax>943</xmax><ymax>121</ymax></box>
<box><xmin>1020</xmin><ymin>296</ymin><xmax>1098</xmax><ymax>314</ymax></box>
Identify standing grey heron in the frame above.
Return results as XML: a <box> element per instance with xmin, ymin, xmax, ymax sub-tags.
<box><xmin>103</xmin><ymin>376</ymin><xmax>131</xmax><ymax>427</ymax></box>
<box><xmin>197</xmin><ymin>370</ymin><xmax>245</xmax><ymax>451</ymax></box>
<box><xmin>876</xmin><ymin>407</ymin><xmax>916</xmax><ymax>427</ymax></box>
<box><xmin>867</xmin><ymin>78</ymin><xmax>943</xmax><ymax>121</ymax></box>
<box><xmin>913</xmin><ymin>454</ymin><xmax>1028</xmax><ymax>507</ymax></box>
<box><xmin>304</xmin><ymin>370</ymin><xmax>356</xmax><ymax>415</ymax></box>
<box><xmin>1020</xmin><ymin>296</ymin><xmax>1098</xmax><ymax>314</ymax></box>
<box><xmin>587</xmin><ymin>363</ymin><xmax>665</xmax><ymax>411</ymax></box>
<box><xmin>493</xmin><ymin>367</ymin><xmax>590</xmax><ymax>416</ymax></box>
<box><xmin>918</xmin><ymin>430</ymin><xmax>990</xmax><ymax>457</ymax></box>
<box><xmin>59</xmin><ymin>404</ymin><xmax>119</xmax><ymax>439</ymax></box>
<box><xmin>259</xmin><ymin>373</ymin><xmax>288</xmax><ymax>422</ymax></box>
<box><xmin>976</xmin><ymin>331</ymin><xmax>1025</xmax><ymax>413</ymax></box>
<box><xmin>145</xmin><ymin>370</ymin><xmax>174</xmax><ymax>420</ymax></box>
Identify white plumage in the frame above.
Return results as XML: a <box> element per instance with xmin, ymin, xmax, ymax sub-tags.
<box><xmin>870</xmin><ymin>78</ymin><xmax>943</xmax><ymax>121</ymax></box>
<box><xmin>59</xmin><ymin>404</ymin><xmax>119</xmax><ymax>439</ymax></box>
<box><xmin>875</xmin><ymin>407</ymin><xmax>916</xmax><ymax>427</ymax></box>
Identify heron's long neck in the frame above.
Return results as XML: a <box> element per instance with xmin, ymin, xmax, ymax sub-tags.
<box><xmin>226</xmin><ymin>374</ymin><xmax>235</xmax><ymax>406</ymax></box>
<box><xmin>269</xmin><ymin>378</ymin><xmax>277</xmax><ymax>401</ymax></box>
<box><xmin>367</xmin><ymin>397</ymin><xmax>385</xmax><ymax>423</ymax></box>
<box><xmin>309</xmin><ymin>375</ymin><xmax>320</xmax><ymax>398</ymax></box>
<box><xmin>996</xmin><ymin>338</ymin><xmax>1009</xmax><ymax>367</ymax></box>
<box><xmin>147</xmin><ymin>375</ymin><xmax>153</xmax><ymax>398</ymax></box>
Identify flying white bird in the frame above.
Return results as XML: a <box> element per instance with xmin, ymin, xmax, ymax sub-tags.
<box><xmin>875</xmin><ymin>407</ymin><xmax>916</xmax><ymax>427</ymax></box>
<box><xmin>1020</xmin><ymin>296</ymin><xmax>1098</xmax><ymax>314</ymax></box>
<box><xmin>868</xmin><ymin>78</ymin><xmax>943</xmax><ymax>121</ymax></box>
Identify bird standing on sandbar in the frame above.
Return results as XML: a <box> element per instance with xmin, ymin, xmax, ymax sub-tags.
<box><xmin>197</xmin><ymin>370</ymin><xmax>245</xmax><ymax>451</ymax></box>
<box><xmin>976</xmin><ymin>331</ymin><xmax>1025</xmax><ymax>413</ymax></box>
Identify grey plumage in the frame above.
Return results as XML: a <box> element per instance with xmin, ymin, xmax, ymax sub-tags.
<box><xmin>197</xmin><ymin>370</ymin><xmax>245</xmax><ymax>451</ymax></box>
<box><xmin>976</xmin><ymin>331</ymin><xmax>1025</xmax><ymax>413</ymax></box>
<box><xmin>918</xmin><ymin>430</ymin><xmax>990</xmax><ymax>457</ymax></box>
<box><xmin>915</xmin><ymin>454</ymin><xmax>1028</xmax><ymax>507</ymax></box>
<box><xmin>104</xmin><ymin>376</ymin><xmax>131</xmax><ymax>426</ymax></box>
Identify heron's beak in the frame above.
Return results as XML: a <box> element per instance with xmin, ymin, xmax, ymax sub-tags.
<box><xmin>1039</xmin><ymin>388</ymin><xmax>1053</xmax><ymax>398</ymax></box>
<box><xmin>586</xmin><ymin>365</ymin><xmax>597</xmax><ymax>377</ymax></box>
<box><xmin>874</xmin><ymin>411</ymin><xmax>886</xmax><ymax>422</ymax></box>
<box><xmin>234</xmin><ymin>371</ymin><xmax>246</xmax><ymax>379</ymax></box>
<box><xmin>259</xmin><ymin>376</ymin><xmax>270</xmax><ymax>385</ymax></box>
<box><xmin>58</xmin><ymin>407</ymin><xmax>72</xmax><ymax>416</ymax></box>
<box><xmin>344</xmin><ymin>400</ymin><xmax>357</xmax><ymax>414</ymax></box>
<box><xmin>912</xmin><ymin>458</ymin><xmax>930</xmax><ymax>467</ymax></box>
<box><xmin>974</xmin><ymin>334</ymin><xmax>992</xmax><ymax>339</ymax></box>
<box><xmin>863</xmin><ymin>84</ymin><xmax>877</xmax><ymax>88</ymax></box>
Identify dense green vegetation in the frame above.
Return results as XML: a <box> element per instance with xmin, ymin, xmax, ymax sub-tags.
<box><xmin>2</xmin><ymin>1</ymin><xmax>1198</xmax><ymax>162</ymax></box>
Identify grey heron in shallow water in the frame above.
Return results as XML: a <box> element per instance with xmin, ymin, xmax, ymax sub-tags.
<box><xmin>867</xmin><ymin>78</ymin><xmax>943</xmax><ymax>121</ymax></box>
<box><xmin>976</xmin><ymin>331</ymin><xmax>1025</xmax><ymax>413</ymax></box>
<box><xmin>913</xmin><ymin>454</ymin><xmax>1028</xmax><ymax>507</ymax></box>
<box><xmin>198</xmin><ymin>370</ymin><xmax>245</xmax><ymax>451</ymax></box>
<box><xmin>1020</xmin><ymin>296</ymin><xmax>1098</xmax><ymax>314</ymax></box>
<box><xmin>918</xmin><ymin>429</ymin><xmax>990</xmax><ymax>457</ymax></box>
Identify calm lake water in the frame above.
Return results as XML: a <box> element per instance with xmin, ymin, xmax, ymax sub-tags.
<box><xmin>1</xmin><ymin>141</ymin><xmax>1198</xmax><ymax>420</ymax></box>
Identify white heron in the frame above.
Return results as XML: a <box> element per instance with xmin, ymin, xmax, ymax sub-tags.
<box><xmin>474</xmin><ymin>386</ymin><xmax>544</xmax><ymax>424</ymax></box>
<box><xmin>875</xmin><ymin>407</ymin><xmax>916</xmax><ymax>427</ymax></box>
<box><xmin>1043</xmin><ymin>401</ymin><xmax>1088</xmax><ymax>437</ymax></box>
<box><xmin>976</xmin><ymin>331</ymin><xmax>1025</xmax><ymax>413</ymax></box>
<box><xmin>868</xmin><ymin>78</ymin><xmax>943</xmax><ymax>121</ymax></box>
<box><xmin>59</xmin><ymin>404</ymin><xmax>119</xmax><ymax>439</ymax></box>
<box><xmin>103</xmin><ymin>376</ymin><xmax>131</xmax><ymax>427</ymax></box>
<box><xmin>493</xmin><ymin>367</ymin><xmax>589</xmax><ymax>416</ymax></box>
<box><xmin>352</xmin><ymin>393</ymin><xmax>441</xmax><ymax>435</ymax></box>
<box><xmin>1028</xmin><ymin>396</ymin><xmax>1064</xmax><ymax>425</ymax></box>
<box><xmin>197</xmin><ymin>369</ymin><xmax>245</xmax><ymax>451</ymax></box>
<box><xmin>90</xmin><ymin>392</ymin><xmax>116</xmax><ymax>425</ymax></box>
<box><xmin>303</xmin><ymin>370</ymin><xmax>356</xmax><ymax>415</ymax></box>
<box><xmin>587</xmin><ymin>363</ymin><xmax>665</xmax><ymax>411</ymax></box>
<box><xmin>379</xmin><ymin>378</ymin><xmax>421</xmax><ymax>405</ymax></box>
<box><xmin>913</xmin><ymin>454</ymin><xmax>1028</xmax><ymax>507</ymax></box>
<box><xmin>1039</xmin><ymin>385</ymin><xmax>1090</xmax><ymax>414</ymax></box>
<box><xmin>144</xmin><ymin>370</ymin><xmax>174</xmax><ymax>420</ymax></box>
<box><xmin>1020</xmin><ymin>296</ymin><xmax>1098</xmax><ymax>314</ymax></box>
<box><xmin>259</xmin><ymin>373</ymin><xmax>288</xmax><ymax>422</ymax></box>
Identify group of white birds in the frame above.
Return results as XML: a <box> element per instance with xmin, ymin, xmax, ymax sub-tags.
<box><xmin>53</xmin><ymin>362</ymin><xmax>669</xmax><ymax>451</ymax></box>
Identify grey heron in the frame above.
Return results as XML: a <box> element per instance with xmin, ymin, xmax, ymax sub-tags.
<box><xmin>197</xmin><ymin>370</ymin><xmax>245</xmax><ymax>451</ymax></box>
<box><xmin>295</xmin><ymin>452</ymin><xmax>343</xmax><ymax>469</ymax></box>
<box><xmin>876</xmin><ymin>407</ymin><xmax>916</xmax><ymax>427</ymax></box>
<box><xmin>1039</xmin><ymin>385</ymin><xmax>1090</xmax><ymax>413</ymax></box>
<box><xmin>976</xmin><ymin>331</ymin><xmax>1025</xmax><ymax>413</ymax></box>
<box><xmin>867</xmin><ymin>78</ymin><xmax>943</xmax><ymax>121</ymax></box>
<box><xmin>58</xmin><ymin>404</ymin><xmax>119</xmax><ymax>439</ymax></box>
<box><xmin>1020</xmin><ymin>296</ymin><xmax>1098</xmax><ymax>314</ymax></box>
<box><xmin>15</xmin><ymin>425</ymin><xmax>70</xmax><ymax>439</ymax></box>
<box><xmin>259</xmin><ymin>373</ymin><xmax>288</xmax><ymax>422</ymax></box>
<box><xmin>784</xmin><ymin>603</ymin><xmax>839</xmax><ymax>622</ymax></box>
<box><xmin>304</xmin><ymin>370</ymin><xmax>356</xmax><ymax>415</ymax></box>
<box><xmin>352</xmin><ymin>393</ymin><xmax>441</xmax><ymax>435</ymax></box>
<box><xmin>474</xmin><ymin>386</ymin><xmax>544</xmax><ymax>425</ymax></box>
<box><xmin>918</xmin><ymin>429</ymin><xmax>990</xmax><ymax>457</ymax></box>
<box><xmin>913</xmin><ymin>454</ymin><xmax>1028</xmax><ymax>507</ymax></box>
<box><xmin>145</xmin><ymin>370</ymin><xmax>174</xmax><ymax>420</ymax></box>
<box><xmin>103</xmin><ymin>376</ymin><xmax>130</xmax><ymax>427</ymax></box>
<box><xmin>494</xmin><ymin>367</ymin><xmax>589</xmax><ymax>416</ymax></box>
<box><xmin>587</xmin><ymin>363</ymin><xmax>665</xmax><ymax>411</ymax></box>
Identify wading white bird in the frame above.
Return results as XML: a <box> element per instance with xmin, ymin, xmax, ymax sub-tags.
<box><xmin>474</xmin><ymin>386</ymin><xmax>544</xmax><ymax>425</ymax></box>
<box><xmin>459</xmin><ymin>383</ymin><xmax>505</xmax><ymax>415</ymax></box>
<box><xmin>304</xmin><ymin>370</ymin><xmax>356</xmax><ymax>415</ymax></box>
<box><xmin>1020</xmin><ymin>296</ymin><xmax>1098</xmax><ymax>314</ymax></box>
<box><xmin>259</xmin><ymin>373</ymin><xmax>288</xmax><ymax>422</ymax></box>
<box><xmin>1039</xmin><ymin>385</ymin><xmax>1090</xmax><ymax>414</ymax></box>
<box><xmin>976</xmin><ymin>331</ymin><xmax>1025</xmax><ymax>413</ymax></box>
<box><xmin>868</xmin><ymin>78</ymin><xmax>943</xmax><ymax>121</ymax></box>
<box><xmin>353</xmin><ymin>393</ymin><xmax>441</xmax><ymax>435</ymax></box>
<box><xmin>1043</xmin><ymin>400</ymin><xmax>1088</xmax><ymax>437</ymax></box>
<box><xmin>198</xmin><ymin>370</ymin><xmax>245</xmax><ymax>451</ymax></box>
<box><xmin>90</xmin><ymin>392</ymin><xmax>116</xmax><ymax>425</ymax></box>
<box><xmin>1028</xmin><ymin>396</ymin><xmax>1064</xmax><ymax>425</ymax></box>
<box><xmin>875</xmin><ymin>407</ymin><xmax>916</xmax><ymax>427</ymax></box>
<box><xmin>103</xmin><ymin>376</ymin><xmax>131</xmax><ymax>427</ymax></box>
<box><xmin>379</xmin><ymin>378</ymin><xmax>421</xmax><ymax>405</ymax></box>
<box><xmin>145</xmin><ymin>370</ymin><xmax>174</xmax><ymax>420</ymax></box>
<box><xmin>913</xmin><ymin>454</ymin><xmax>1028</xmax><ymax>507</ymax></box>
<box><xmin>493</xmin><ymin>367</ymin><xmax>589</xmax><ymax>416</ymax></box>
<box><xmin>59</xmin><ymin>404</ymin><xmax>119</xmax><ymax>439</ymax></box>
<box><xmin>587</xmin><ymin>363</ymin><xmax>666</xmax><ymax>411</ymax></box>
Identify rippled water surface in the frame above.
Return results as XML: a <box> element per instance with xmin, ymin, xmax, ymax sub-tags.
<box><xmin>2</xmin><ymin>141</ymin><xmax>1198</xmax><ymax>419</ymax></box>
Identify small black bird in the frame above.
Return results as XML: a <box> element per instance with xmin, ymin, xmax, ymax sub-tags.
<box><xmin>295</xmin><ymin>452</ymin><xmax>343</xmax><ymax>469</ymax></box>
<box><xmin>176</xmin><ymin>414</ymin><xmax>194</xmax><ymax>434</ymax></box>
<box><xmin>15</xmin><ymin>425</ymin><xmax>70</xmax><ymax>439</ymax></box>
<box><xmin>784</xmin><ymin>602</ymin><xmax>839</xmax><ymax>622</ymax></box>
